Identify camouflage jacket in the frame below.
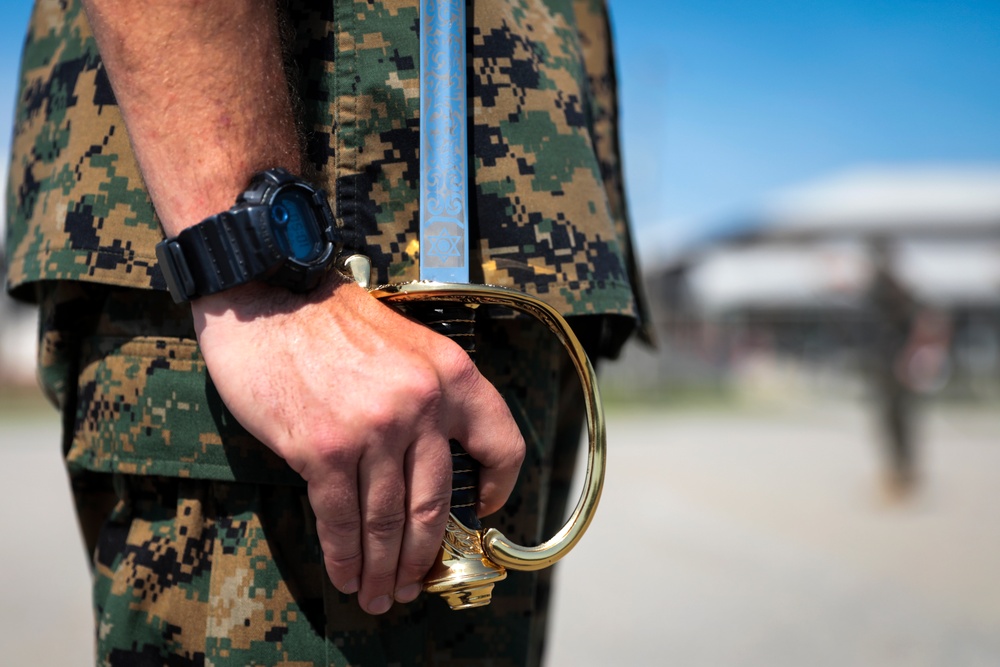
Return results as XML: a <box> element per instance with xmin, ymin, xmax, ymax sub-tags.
<box><xmin>6</xmin><ymin>0</ymin><xmax>644</xmax><ymax>321</ymax></box>
<box><xmin>5</xmin><ymin>0</ymin><xmax>648</xmax><ymax>483</ymax></box>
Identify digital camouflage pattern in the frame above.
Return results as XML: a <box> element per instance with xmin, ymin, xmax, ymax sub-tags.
<box><xmin>6</xmin><ymin>0</ymin><xmax>646</xmax><ymax>328</ymax></box>
<box><xmin>71</xmin><ymin>316</ymin><xmax>589</xmax><ymax>666</ymax></box>
<box><xmin>38</xmin><ymin>283</ymin><xmax>304</xmax><ymax>484</ymax></box>
<box><xmin>5</xmin><ymin>0</ymin><xmax>161</xmax><ymax>294</ymax></box>
<box><xmin>9</xmin><ymin>0</ymin><xmax>641</xmax><ymax>663</ymax></box>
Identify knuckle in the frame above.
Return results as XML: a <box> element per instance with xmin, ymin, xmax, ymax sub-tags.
<box><xmin>510</xmin><ymin>432</ymin><xmax>527</xmax><ymax>467</ymax></box>
<box><xmin>366</xmin><ymin>510</ymin><xmax>407</xmax><ymax>538</ymax></box>
<box><xmin>363</xmin><ymin>567</ymin><xmax>398</xmax><ymax>590</ymax></box>
<box><xmin>491</xmin><ymin>412</ymin><xmax>526</xmax><ymax>468</ymax></box>
<box><xmin>324</xmin><ymin>549</ymin><xmax>362</xmax><ymax>571</ymax></box>
<box><xmin>408</xmin><ymin>492</ymin><xmax>451</xmax><ymax>530</ymax></box>
<box><xmin>295</xmin><ymin>429</ymin><xmax>357</xmax><ymax>477</ymax></box>
<box><xmin>402</xmin><ymin>548</ymin><xmax>440</xmax><ymax>577</ymax></box>
<box><xmin>313</xmin><ymin>441</ymin><xmax>357</xmax><ymax>469</ymax></box>
<box><xmin>405</xmin><ymin>367</ymin><xmax>445</xmax><ymax>410</ymax></box>
<box><xmin>356</xmin><ymin>404</ymin><xmax>400</xmax><ymax>441</ymax></box>
<box><xmin>316</xmin><ymin>513</ymin><xmax>362</xmax><ymax>540</ymax></box>
<box><xmin>439</xmin><ymin>345</ymin><xmax>479</xmax><ymax>388</ymax></box>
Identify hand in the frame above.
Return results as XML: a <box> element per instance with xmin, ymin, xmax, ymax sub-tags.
<box><xmin>191</xmin><ymin>274</ymin><xmax>525</xmax><ymax>615</ymax></box>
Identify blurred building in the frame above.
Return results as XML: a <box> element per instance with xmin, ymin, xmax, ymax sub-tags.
<box><xmin>606</xmin><ymin>165</ymin><xmax>1000</xmax><ymax>401</ymax></box>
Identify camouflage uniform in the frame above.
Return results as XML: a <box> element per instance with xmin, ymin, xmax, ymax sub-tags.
<box><xmin>6</xmin><ymin>0</ymin><xmax>648</xmax><ymax>664</ymax></box>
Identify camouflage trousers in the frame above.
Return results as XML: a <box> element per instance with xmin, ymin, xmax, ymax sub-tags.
<box><xmin>55</xmin><ymin>287</ymin><xmax>596</xmax><ymax>666</ymax></box>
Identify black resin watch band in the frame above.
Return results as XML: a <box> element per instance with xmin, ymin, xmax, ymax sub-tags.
<box><xmin>155</xmin><ymin>205</ymin><xmax>283</xmax><ymax>303</ymax></box>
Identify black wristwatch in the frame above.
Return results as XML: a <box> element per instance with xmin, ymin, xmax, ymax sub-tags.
<box><xmin>155</xmin><ymin>168</ymin><xmax>341</xmax><ymax>303</ymax></box>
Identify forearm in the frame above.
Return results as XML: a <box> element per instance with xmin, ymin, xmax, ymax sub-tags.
<box><xmin>81</xmin><ymin>0</ymin><xmax>300</xmax><ymax>236</ymax></box>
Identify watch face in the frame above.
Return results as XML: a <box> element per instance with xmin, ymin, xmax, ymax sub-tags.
<box><xmin>269</xmin><ymin>187</ymin><xmax>325</xmax><ymax>262</ymax></box>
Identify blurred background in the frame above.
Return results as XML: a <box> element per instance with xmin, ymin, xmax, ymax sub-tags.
<box><xmin>2</xmin><ymin>0</ymin><xmax>999</xmax><ymax>665</ymax></box>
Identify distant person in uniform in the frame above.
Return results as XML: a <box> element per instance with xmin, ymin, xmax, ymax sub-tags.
<box><xmin>866</xmin><ymin>238</ymin><xmax>920</xmax><ymax>496</ymax></box>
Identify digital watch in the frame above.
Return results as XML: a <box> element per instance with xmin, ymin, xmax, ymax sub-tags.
<box><xmin>155</xmin><ymin>168</ymin><xmax>341</xmax><ymax>303</ymax></box>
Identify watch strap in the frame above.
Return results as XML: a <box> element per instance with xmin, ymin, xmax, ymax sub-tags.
<box><xmin>156</xmin><ymin>205</ymin><xmax>283</xmax><ymax>302</ymax></box>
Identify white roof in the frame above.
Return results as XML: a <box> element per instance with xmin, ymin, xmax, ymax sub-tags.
<box><xmin>683</xmin><ymin>166</ymin><xmax>1000</xmax><ymax>311</ymax></box>
<box><xmin>687</xmin><ymin>243</ymin><xmax>867</xmax><ymax>311</ymax></box>
<box><xmin>687</xmin><ymin>240</ymin><xmax>1000</xmax><ymax>312</ymax></box>
<box><xmin>744</xmin><ymin>165</ymin><xmax>1000</xmax><ymax>240</ymax></box>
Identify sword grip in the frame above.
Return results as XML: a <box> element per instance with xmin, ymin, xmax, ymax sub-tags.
<box><xmin>447</xmin><ymin>440</ymin><xmax>480</xmax><ymax>531</ymax></box>
<box><xmin>400</xmin><ymin>300</ymin><xmax>504</xmax><ymax>610</ymax></box>
<box><xmin>402</xmin><ymin>302</ymin><xmax>482</xmax><ymax>530</ymax></box>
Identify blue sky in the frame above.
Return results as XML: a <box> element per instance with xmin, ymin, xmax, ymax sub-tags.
<box><xmin>2</xmin><ymin>0</ymin><xmax>999</xmax><ymax>261</ymax></box>
<box><xmin>611</xmin><ymin>0</ymin><xmax>1000</xmax><ymax>256</ymax></box>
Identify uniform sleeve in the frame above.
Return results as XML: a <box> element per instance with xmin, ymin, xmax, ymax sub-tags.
<box><xmin>4</xmin><ymin>0</ymin><xmax>164</xmax><ymax>302</ymax></box>
<box><xmin>572</xmin><ymin>0</ymin><xmax>655</xmax><ymax>345</ymax></box>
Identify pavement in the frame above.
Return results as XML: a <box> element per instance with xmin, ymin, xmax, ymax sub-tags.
<box><xmin>547</xmin><ymin>397</ymin><xmax>1000</xmax><ymax>667</ymax></box>
<box><xmin>1</xmin><ymin>395</ymin><xmax>998</xmax><ymax>666</ymax></box>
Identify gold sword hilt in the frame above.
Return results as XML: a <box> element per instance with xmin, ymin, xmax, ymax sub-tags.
<box><xmin>339</xmin><ymin>255</ymin><xmax>607</xmax><ymax>609</ymax></box>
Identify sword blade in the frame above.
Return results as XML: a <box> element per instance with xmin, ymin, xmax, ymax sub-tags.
<box><xmin>419</xmin><ymin>0</ymin><xmax>469</xmax><ymax>283</ymax></box>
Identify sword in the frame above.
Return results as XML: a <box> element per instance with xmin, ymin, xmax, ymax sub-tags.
<box><xmin>407</xmin><ymin>0</ymin><xmax>510</xmax><ymax>607</ymax></box>
<box><xmin>339</xmin><ymin>0</ymin><xmax>606</xmax><ymax>611</ymax></box>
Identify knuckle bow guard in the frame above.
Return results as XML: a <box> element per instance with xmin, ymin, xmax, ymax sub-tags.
<box><xmin>367</xmin><ymin>279</ymin><xmax>607</xmax><ymax>609</ymax></box>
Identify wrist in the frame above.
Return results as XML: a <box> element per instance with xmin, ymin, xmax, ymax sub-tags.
<box><xmin>193</xmin><ymin>267</ymin><xmax>353</xmax><ymax>316</ymax></box>
<box><xmin>156</xmin><ymin>168</ymin><xmax>341</xmax><ymax>304</ymax></box>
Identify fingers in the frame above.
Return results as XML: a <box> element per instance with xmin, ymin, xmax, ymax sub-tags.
<box><xmin>311</xmin><ymin>434</ymin><xmax>452</xmax><ymax>615</ymax></box>
<box><xmin>449</xmin><ymin>382</ymin><xmax>526</xmax><ymax>518</ymax></box>
<box><xmin>355</xmin><ymin>451</ymin><xmax>407</xmax><ymax>615</ymax></box>
<box><xmin>308</xmin><ymin>463</ymin><xmax>363</xmax><ymax>596</ymax></box>
<box><xmin>304</xmin><ymin>334</ymin><xmax>525</xmax><ymax>615</ymax></box>
<box><xmin>393</xmin><ymin>436</ymin><xmax>452</xmax><ymax>603</ymax></box>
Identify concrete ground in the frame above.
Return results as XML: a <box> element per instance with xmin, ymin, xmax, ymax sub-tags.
<box><xmin>547</xmin><ymin>397</ymin><xmax>1000</xmax><ymax>667</ymax></box>
<box><xmin>1</xmin><ymin>394</ymin><xmax>997</xmax><ymax>666</ymax></box>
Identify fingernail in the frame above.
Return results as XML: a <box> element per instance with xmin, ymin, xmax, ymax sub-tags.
<box><xmin>368</xmin><ymin>595</ymin><xmax>393</xmax><ymax>615</ymax></box>
<box><xmin>395</xmin><ymin>583</ymin><xmax>422</xmax><ymax>604</ymax></box>
<box><xmin>342</xmin><ymin>578</ymin><xmax>359</xmax><ymax>595</ymax></box>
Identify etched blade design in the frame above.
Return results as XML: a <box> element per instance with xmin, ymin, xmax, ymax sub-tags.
<box><xmin>420</xmin><ymin>0</ymin><xmax>469</xmax><ymax>283</ymax></box>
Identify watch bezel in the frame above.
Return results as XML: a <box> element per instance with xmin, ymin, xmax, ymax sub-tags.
<box><xmin>239</xmin><ymin>169</ymin><xmax>340</xmax><ymax>292</ymax></box>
